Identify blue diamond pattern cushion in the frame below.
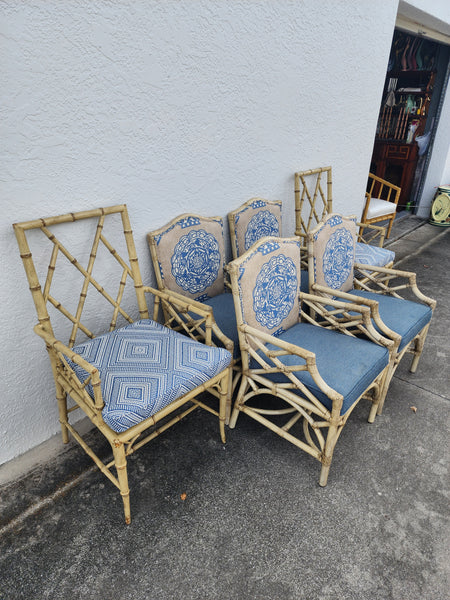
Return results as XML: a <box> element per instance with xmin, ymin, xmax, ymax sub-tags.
<box><xmin>347</xmin><ymin>290</ymin><xmax>432</xmax><ymax>351</ymax></box>
<box><xmin>65</xmin><ymin>320</ymin><xmax>232</xmax><ymax>433</ymax></box>
<box><xmin>355</xmin><ymin>243</ymin><xmax>395</xmax><ymax>267</ymax></box>
<box><xmin>253</xmin><ymin>323</ymin><xmax>389</xmax><ymax>415</ymax></box>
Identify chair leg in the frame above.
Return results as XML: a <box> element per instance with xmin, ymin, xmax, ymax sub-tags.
<box><xmin>319</xmin><ymin>424</ymin><xmax>339</xmax><ymax>486</ymax></box>
<box><xmin>410</xmin><ymin>326</ymin><xmax>430</xmax><ymax>373</ymax></box>
<box><xmin>229</xmin><ymin>374</ymin><xmax>248</xmax><ymax>429</ymax></box>
<box><xmin>112</xmin><ymin>441</ymin><xmax>131</xmax><ymax>524</ymax></box>
<box><xmin>219</xmin><ymin>372</ymin><xmax>228</xmax><ymax>444</ymax></box>
<box><xmin>386</xmin><ymin>214</ymin><xmax>395</xmax><ymax>239</ymax></box>
<box><xmin>56</xmin><ymin>385</ymin><xmax>70</xmax><ymax>444</ymax></box>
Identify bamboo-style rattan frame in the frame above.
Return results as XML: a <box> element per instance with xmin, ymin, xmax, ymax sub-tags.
<box><xmin>227</xmin><ymin>197</ymin><xmax>283</xmax><ymax>260</ymax></box>
<box><xmin>228</xmin><ymin>236</ymin><xmax>394</xmax><ymax>486</ymax></box>
<box><xmin>294</xmin><ymin>166</ymin><xmax>390</xmax><ymax>267</ymax></box>
<box><xmin>147</xmin><ymin>213</ymin><xmax>238</xmax><ymax>419</ymax></box>
<box><xmin>360</xmin><ymin>173</ymin><xmax>401</xmax><ymax>239</ymax></box>
<box><xmin>307</xmin><ymin>213</ymin><xmax>436</xmax><ymax>413</ymax></box>
<box><xmin>13</xmin><ymin>205</ymin><xmax>231</xmax><ymax>523</ymax></box>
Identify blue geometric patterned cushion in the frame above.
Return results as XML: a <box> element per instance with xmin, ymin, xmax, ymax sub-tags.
<box><xmin>253</xmin><ymin>322</ymin><xmax>389</xmax><ymax>415</ymax></box>
<box><xmin>65</xmin><ymin>320</ymin><xmax>232</xmax><ymax>433</ymax></box>
<box><xmin>347</xmin><ymin>290</ymin><xmax>432</xmax><ymax>351</ymax></box>
<box><xmin>355</xmin><ymin>243</ymin><xmax>395</xmax><ymax>267</ymax></box>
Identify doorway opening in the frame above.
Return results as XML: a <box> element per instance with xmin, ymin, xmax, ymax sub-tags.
<box><xmin>369</xmin><ymin>28</ymin><xmax>450</xmax><ymax>215</ymax></box>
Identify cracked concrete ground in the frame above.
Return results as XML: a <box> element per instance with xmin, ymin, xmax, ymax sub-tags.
<box><xmin>0</xmin><ymin>215</ymin><xmax>449</xmax><ymax>600</ymax></box>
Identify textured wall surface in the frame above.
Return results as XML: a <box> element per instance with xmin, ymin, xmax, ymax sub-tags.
<box><xmin>0</xmin><ymin>0</ymin><xmax>415</xmax><ymax>464</ymax></box>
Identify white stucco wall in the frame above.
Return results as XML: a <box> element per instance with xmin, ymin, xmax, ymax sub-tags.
<box><xmin>0</xmin><ymin>0</ymin><xmax>415</xmax><ymax>465</ymax></box>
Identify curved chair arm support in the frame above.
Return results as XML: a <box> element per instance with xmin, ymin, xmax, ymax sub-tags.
<box><xmin>34</xmin><ymin>323</ymin><xmax>103</xmax><ymax>411</ymax></box>
<box><xmin>241</xmin><ymin>323</ymin><xmax>344</xmax><ymax>412</ymax></box>
<box><xmin>143</xmin><ymin>285</ymin><xmax>234</xmax><ymax>354</ymax></box>
<box><xmin>308</xmin><ymin>285</ymin><xmax>400</xmax><ymax>350</ymax></box>
<box><xmin>353</xmin><ymin>264</ymin><xmax>437</xmax><ymax>309</ymax></box>
<box><xmin>300</xmin><ymin>289</ymin><xmax>398</xmax><ymax>351</ymax></box>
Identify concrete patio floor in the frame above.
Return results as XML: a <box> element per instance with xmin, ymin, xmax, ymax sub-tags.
<box><xmin>1</xmin><ymin>214</ymin><xmax>449</xmax><ymax>600</ymax></box>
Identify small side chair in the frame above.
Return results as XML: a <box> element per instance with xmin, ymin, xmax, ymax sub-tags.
<box><xmin>307</xmin><ymin>213</ymin><xmax>436</xmax><ymax>411</ymax></box>
<box><xmin>360</xmin><ymin>173</ymin><xmax>401</xmax><ymax>240</ymax></box>
<box><xmin>228</xmin><ymin>236</ymin><xmax>393</xmax><ymax>486</ymax></box>
<box><xmin>13</xmin><ymin>205</ymin><xmax>232</xmax><ymax>523</ymax></box>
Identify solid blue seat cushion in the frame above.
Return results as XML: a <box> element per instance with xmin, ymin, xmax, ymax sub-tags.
<box><xmin>66</xmin><ymin>320</ymin><xmax>232</xmax><ymax>433</ymax></box>
<box><xmin>253</xmin><ymin>322</ymin><xmax>389</xmax><ymax>415</ymax></box>
<box><xmin>347</xmin><ymin>290</ymin><xmax>432</xmax><ymax>351</ymax></box>
<box><xmin>202</xmin><ymin>292</ymin><xmax>240</xmax><ymax>358</ymax></box>
<box><xmin>355</xmin><ymin>242</ymin><xmax>395</xmax><ymax>267</ymax></box>
<box><xmin>300</xmin><ymin>270</ymin><xmax>309</xmax><ymax>293</ymax></box>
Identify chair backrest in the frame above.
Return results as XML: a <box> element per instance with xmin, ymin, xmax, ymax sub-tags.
<box><xmin>367</xmin><ymin>172</ymin><xmax>401</xmax><ymax>203</ymax></box>
<box><xmin>228</xmin><ymin>236</ymin><xmax>301</xmax><ymax>338</ymax></box>
<box><xmin>147</xmin><ymin>214</ymin><xmax>226</xmax><ymax>302</ymax></box>
<box><xmin>294</xmin><ymin>166</ymin><xmax>333</xmax><ymax>240</ymax></box>
<box><xmin>308</xmin><ymin>213</ymin><xmax>357</xmax><ymax>293</ymax></box>
<box><xmin>13</xmin><ymin>205</ymin><xmax>149</xmax><ymax>347</ymax></box>
<box><xmin>228</xmin><ymin>198</ymin><xmax>282</xmax><ymax>259</ymax></box>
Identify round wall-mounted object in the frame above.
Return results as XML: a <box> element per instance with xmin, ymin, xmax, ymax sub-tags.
<box><xmin>429</xmin><ymin>186</ymin><xmax>450</xmax><ymax>226</ymax></box>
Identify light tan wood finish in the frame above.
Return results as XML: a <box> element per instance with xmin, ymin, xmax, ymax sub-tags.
<box><xmin>360</xmin><ymin>173</ymin><xmax>401</xmax><ymax>239</ymax></box>
<box><xmin>295</xmin><ymin>166</ymin><xmax>391</xmax><ymax>268</ymax></box>
<box><xmin>307</xmin><ymin>213</ymin><xmax>436</xmax><ymax>413</ymax></box>
<box><xmin>14</xmin><ymin>205</ymin><xmax>231</xmax><ymax>523</ymax></box>
<box><xmin>228</xmin><ymin>236</ymin><xmax>394</xmax><ymax>486</ymax></box>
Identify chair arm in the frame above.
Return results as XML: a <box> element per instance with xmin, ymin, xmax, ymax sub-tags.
<box><xmin>356</xmin><ymin>221</ymin><xmax>386</xmax><ymax>247</ymax></box>
<box><xmin>33</xmin><ymin>323</ymin><xmax>103</xmax><ymax>411</ymax></box>
<box><xmin>300</xmin><ymin>289</ymin><xmax>397</xmax><ymax>350</ymax></box>
<box><xmin>143</xmin><ymin>285</ymin><xmax>234</xmax><ymax>354</ymax></box>
<box><xmin>143</xmin><ymin>285</ymin><xmax>214</xmax><ymax>318</ymax></box>
<box><xmin>353</xmin><ymin>263</ymin><xmax>436</xmax><ymax>309</ymax></box>
<box><xmin>240</xmin><ymin>323</ymin><xmax>343</xmax><ymax>407</ymax></box>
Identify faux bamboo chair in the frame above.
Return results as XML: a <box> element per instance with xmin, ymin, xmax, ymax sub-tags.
<box><xmin>360</xmin><ymin>173</ymin><xmax>401</xmax><ymax>240</ymax></box>
<box><xmin>294</xmin><ymin>166</ymin><xmax>395</xmax><ymax>270</ymax></box>
<box><xmin>307</xmin><ymin>213</ymin><xmax>436</xmax><ymax>411</ymax></box>
<box><xmin>228</xmin><ymin>197</ymin><xmax>313</xmax><ymax>292</ymax></box>
<box><xmin>228</xmin><ymin>197</ymin><xmax>282</xmax><ymax>259</ymax></box>
<box><xmin>147</xmin><ymin>214</ymin><xmax>239</xmax><ymax>416</ymax></box>
<box><xmin>228</xmin><ymin>236</ymin><xmax>393</xmax><ymax>486</ymax></box>
<box><xmin>13</xmin><ymin>205</ymin><xmax>232</xmax><ymax>524</ymax></box>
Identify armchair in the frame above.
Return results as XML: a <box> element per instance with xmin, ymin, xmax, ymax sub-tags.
<box><xmin>13</xmin><ymin>205</ymin><xmax>232</xmax><ymax>523</ymax></box>
<box><xmin>147</xmin><ymin>214</ymin><xmax>239</xmax><ymax>414</ymax></box>
<box><xmin>307</xmin><ymin>213</ymin><xmax>435</xmax><ymax>411</ymax></box>
<box><xmin>228</xmin><ymin>236</ymin><xmax>393</xmax><ymax>486</ymax></box>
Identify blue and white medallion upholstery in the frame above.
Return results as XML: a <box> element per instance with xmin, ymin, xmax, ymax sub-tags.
<box><xmin>66</xmin><ymin>320</ymin><xmax>232</xmax><ymax>433</ymax></box>
<box><xmin>235</xmin><ymin>237</ymin><xmax>301</xmax><ymax>338</ymax></box>
<box><xmin>171</xmin><ymin>229</ymin><xmax>221</xmax><ymax>294</ymax></box>
<box><xmin>147</xmin><ymin>213</ymin><xmax>239</xmax><ymax>358</ymax></box>
<box><xmin>312</xmin><ymin>214</ymin><xmax>357</xmax><ymax>292</ymax></box>
<box><xmin>227</xmin><ymin>235</ymin><xmax>392</xmax><ymax>486</ymax></box>
<box><xmin>149</xmin><ymin>215</ymin><xmax>226</xmax><ymax>301</ymax></box>
<box><xmin>228</xmin><ymin>198</ymin><xmax>282</xmax><ymax>260</ymax></box>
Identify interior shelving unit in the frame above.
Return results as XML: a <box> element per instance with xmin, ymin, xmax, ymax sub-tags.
<box><xmin>370</xmin><ymin>30</ymin><xmax>439</xmax><ymax>209</ymax></box>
